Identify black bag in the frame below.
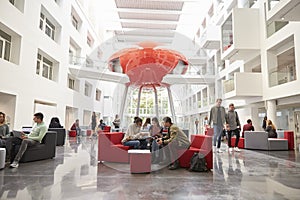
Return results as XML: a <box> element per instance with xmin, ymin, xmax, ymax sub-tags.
<box><xmin>189</xmin><ymin>153</ymin><xmax>208</xmax><ymax>172</ymax></box>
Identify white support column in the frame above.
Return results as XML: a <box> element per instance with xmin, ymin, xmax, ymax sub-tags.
<box><xmin>119</xmin><ymin>84</ymin><xmax>129</xmax><ymax>127</ymax></box>
<box><xmin>167</xmin><ymin>86</ymin><xmax>176</xmax><ymax>123</ymax></box>
<box><xmin>266</xmin><ymin>100</ymin><xmax>277</xmax><ymax>125</ymax></box>
<box><xmin>152</xmin><ymin>85</ymin><xmax>159</xmax><ymax>118</ymax></box>
<box><xmin>136</xmin><ymin>86</ymin><xmax>143</xmax><ymax>117</ymax></box>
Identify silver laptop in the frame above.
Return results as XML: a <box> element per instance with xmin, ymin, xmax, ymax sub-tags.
<box><xmin>12</xmin><ymin>130</ymin><xmax>24</xmax><ymax>138</ymax></box>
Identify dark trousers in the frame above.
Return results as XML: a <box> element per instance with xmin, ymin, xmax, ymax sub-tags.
<box><xmin>7</xmin><ymin>137</ymin><xmax>38</xmax><ymax>163</ymax></box>
<box><xmin>228</xmin><ymin>129</ymin><xmax>240</xmax><ymax>148</ymax></box>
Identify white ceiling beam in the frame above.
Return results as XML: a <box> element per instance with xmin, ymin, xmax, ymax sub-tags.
<box><xmin>117</xmin><ymin>35</ymin><xmax>173</xmax><ymax>43</ymax></box>
<box><xmin>119</xmin><ymin>18</ymin><xmax>179</xmax><ymax>25</ymax></box>
<box><xmin>114</xmin><ymin>8</ymin><xmax>201</xmax><ymax>15</ymax></box>
<box><xmin>109</xmin><ymin>28</ymin><xmax>177</xmax><ymax>32</ymax></box>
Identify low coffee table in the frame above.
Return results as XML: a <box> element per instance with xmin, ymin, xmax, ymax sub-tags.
<box><xmin>128</xmin><ymin>149</ymin><xmax>151</xmax><ymax>173</ymax></box>
<box><xmin>0</xmin><ymin>148</ymin><xmax>6</xmax><ymax>169</ymax></box>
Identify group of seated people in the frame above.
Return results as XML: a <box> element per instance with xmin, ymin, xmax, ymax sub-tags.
<box><xmin>69</xmin><ymin>118</ymin><xmax>107</xmax><ymax>136</ymax></box>
<box><xmin>0</xmin><ymin>112</ymin><xmax>48</xmax><ymax>168</ymax></box>
<box><xmin>122</xmin><ymin>116</ymin><xmax>190</xmax><ymax>170</ymax></box>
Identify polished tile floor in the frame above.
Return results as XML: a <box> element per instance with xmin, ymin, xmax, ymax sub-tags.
<box><xmin>1</xmin><ymin>136</ymin><xmax>300</xmax><ymax>200</ymax></box>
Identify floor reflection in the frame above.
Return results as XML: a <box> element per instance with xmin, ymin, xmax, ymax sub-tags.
<box><xmin>0</xmin><ymin>137</ymin><xmax>300</xmax><ymax>199</ymax></box>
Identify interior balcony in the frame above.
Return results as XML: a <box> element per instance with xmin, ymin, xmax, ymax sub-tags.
<box><xmin>221</xmin><ymin>8</ymin><xmax>260</xmax><ymax>62</ymax></box>
<box><xmin>222</xmin><ymin>72</ymin><xmax>262</xmax><ymax>100</ymax></box>
<box><xmin>267</xmin><ymin>0</ymin><xmax>300</xmax><ymax>21</ymax></box>
<box><xmin>224</xmin><ymin>0</ymin><xmax>238</xmax><ymax>13</ymax></box>
<box><xmin>199</xmin><ymin>25</ymin><xmax>221</xmax><ymax>49</ymax></box>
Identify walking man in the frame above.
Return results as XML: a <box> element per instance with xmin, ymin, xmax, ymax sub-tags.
<box><xmin>208</xmin><ymin>99</ymin><xmax>226</xmax><ymax>153</ymax></box>
<box><xmin>226</xmin><ymin>103</ymin><xmax>241</xmax><ymax>152</ymax></box>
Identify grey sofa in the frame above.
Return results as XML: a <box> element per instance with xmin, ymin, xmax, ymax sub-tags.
<box><xmin>19</xmin><ymin>131</ymin><xmax>57</xmax><ymax>163</ymax></box>
<box><xmin>48</xmin><ymin>128</ymin><xmax>66</xmax><ymax>146</ymax></box>
<box><xmin>244</xmin><ymin>131</ymin><xmax>288</xmax><ymax>150</ymax></box>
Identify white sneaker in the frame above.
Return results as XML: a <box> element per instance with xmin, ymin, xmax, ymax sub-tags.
<box><xmin>228</xmin><ymin>148</ymin><xmax>233</xmax><ymax>152</ymax></box>
<box><xmin>234</xmin><ymin>147</ymin><xmax>241</xmax><ymax>152</ymax></box>
<box><xmin>213</xmin><ymin>146</ymin><xmax>217</xmax><ymax>152</ymax></box>
<box><xmin>217</xmin><ymin>148</ymin><xmax>223</xmax><ymax>153</ymax></box>
<box><xmin>10</xmin><ymin>161</ymin><xmax>19</xmax><ymax>168</ymax></box>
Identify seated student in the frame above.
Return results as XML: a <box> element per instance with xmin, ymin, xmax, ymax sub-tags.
<box><xmin>97</xmin><ymin>119</ymin><xmax>106</xmax><ymax>130</ymax></box>
<box><xmin>121</xmin><ymin>117</ymin><xmax>148</xmax><ymax>149</ymax></box>
<box><xmin>142</xmin><ymin>118</ymin><xmax>151</xmax><ymax>131</ymax></box>
<box><xmin>265</xmin><ymin>120</ymin><xmax>277</xmax><ymax>138</ymax></box>
<box><xmin>149</xmin><ymin>117</ymin><xmax>163</xmax><ymax>163</ymax></box>
<box><xmin>0</xmin><ymin>112</ymin><xmax>10</xmax><ymax>148</ymax></box>
<box><xmin>242</xmin><ymin>119</ymin><xmax>255</xmax><ymax>138</ymax></box>
<box><xmin>70</xmin><ymin>119</ymin><xmax>81</xmax><ymax>136</ymax></box>
<box><xmin>157</xmin><ymin>117</ymin><xmax>190</xmax><ymax>170</ymax></box>
<box><xmin>49</xmin><ymin>117</ymin><xmax>63</xmax><ymax>128</ymax></box>
<box><xmin>8</xmin><ymin>112</ymin><xmax>48</xmax><ymax>168</ymax></box>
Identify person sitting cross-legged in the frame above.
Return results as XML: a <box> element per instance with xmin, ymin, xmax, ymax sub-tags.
<box><xmin>121</xmin><ymin>117</ymin><xmax>148</xmax><ymax>149</ymax></box>
<box><xmin>8</xmin><ymin>112</ymin><xmax>47</xmax><ymax>168</ymax></box>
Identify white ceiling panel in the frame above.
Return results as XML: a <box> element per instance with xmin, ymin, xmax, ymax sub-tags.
<box><xmin>118</xmin><ymin>12</ymin><xmax>180</xmax><ymax>21</ymax></box>
<box><xmin>115</xmin><ymin>0</ymin><xmax>184</xmax><ymax>10</ymax></box>
<box><xmin>121</xmin><ymin>22</ymin><xmax>177</xmax><ymax>30</ymax></box>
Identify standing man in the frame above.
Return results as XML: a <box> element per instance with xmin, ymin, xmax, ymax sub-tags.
<box><xmin>113</xmin><ymin>114</ymin><xmax>121</xmax><ymax>132</ymax></box>
<box><xmin>226</xmin><ymin>103</ymin><xmax>241</xmax><ymax>152</ymax></box>
<box><xmin>157</xmin><ymin>117</ymin><xmax>190</xmax><ymax>170</ymax></box>
<box><xmin>91</xmin><ymin>112</ymin><xmax>97</xmax><ymax>132</ymax></box>
<box><xmin>195</xmin><ymin>118</ymin><xmax>199</xmax><ymax>134</ymax></box>
<box><xmin>8</xmin><ymin>112</ymin><xmax>48</xmax><ymax>168</ymax></box>
<box><xmin>208</xmin><ymin>98</ymin><xmax>226</xmax><ymax>153</ymax></box>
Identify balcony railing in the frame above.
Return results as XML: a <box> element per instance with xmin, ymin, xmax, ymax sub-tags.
<box><xmin>223</xmin><ymin>79</ymin><xmax>235</xmax><ymax>93</ymax></box>
<box><xmin>69</xmin><ymin>55</ymin><xmax>106</xmax><ymax>70</ymax></box>
<box><xmin>269</xmin><ymin>66</ymin><xmax>296</xmax><ymax>87</ymax></box>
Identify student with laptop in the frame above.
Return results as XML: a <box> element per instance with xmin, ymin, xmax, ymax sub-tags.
<box><xmin>121</xmin><ymin>117</ymin><xmax>148</xmax><ymax>149</ymax></box>
<box><xmin>7</xmin><ymin>112</ymin><xmax>47</xmax><ymax>168</ymax></box>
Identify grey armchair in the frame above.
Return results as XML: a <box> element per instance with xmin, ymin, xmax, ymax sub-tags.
<box><xmin>19</xmin><ymin>131</ymin><xmax>57</xmax><ymax>163</ymax></box>
<box><xmin>48</xmin><ymin>128</ymin><xmax>66</xmax><ymax>146</ymax></box>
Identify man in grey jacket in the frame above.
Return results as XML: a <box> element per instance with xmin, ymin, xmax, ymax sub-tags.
<box><xmin>225</xmin><ymin>103</ymin><xmax>241</xmax><ymax>152</ymax></box>
<box><xmin>208</xmin><ymin>99</ymin><xmax>226</xmax><ymax>153</ymax></box>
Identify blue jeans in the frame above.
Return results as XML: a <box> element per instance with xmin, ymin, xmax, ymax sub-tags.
<box><xmin>213</xmin><ymin>125</ymin><xmax>223</xmax><ymax>148</ymax></box>
<box><xmin>123</xmin><ymin>140</ymin><xmax>140</xmax><ymax>149</ymax></box>
<box><xmin>152</xmin><ymin>140</ymin><xmax>160</xmax><ymax>158</ymax></box>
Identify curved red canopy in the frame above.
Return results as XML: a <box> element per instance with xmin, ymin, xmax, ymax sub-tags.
<box><xmin>108</xmin><ymin>42</ymin><xmax>189</xmax><ymax>86</ymax></box>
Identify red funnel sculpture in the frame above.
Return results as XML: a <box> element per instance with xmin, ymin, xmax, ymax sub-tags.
<box><xmin>108</xmin><ymin>42</ymin><xmax>188</xmax><ymax>86</ymax></box>
<box><xmin>108</xmin><ymin>42</ymin><xmax>189</xmax><ymax>121</ymax></box>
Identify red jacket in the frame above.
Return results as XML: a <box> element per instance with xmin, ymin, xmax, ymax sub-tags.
<box><xmin>242</xmin><ymin>123</ymin><xmax>254</xmax><ymax>137</ymax></box>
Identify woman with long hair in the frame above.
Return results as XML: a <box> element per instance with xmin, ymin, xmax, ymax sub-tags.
<box><xmin>265</xmin><ymin>120</ymin><xmax>277</xmax><ymax>138</ymax></box>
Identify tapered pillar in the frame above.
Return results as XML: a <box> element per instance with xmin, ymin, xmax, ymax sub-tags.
<box><xmin>152</xmin><ymin>85</ymin><xmax>159</xmax><ymax>118</ymax></box>
<box><xmin>119</xmin><ymin>84</ymin><xmax>129</xmax><ymax>127</ymax></box>
<box><xmin>167</xmin><ymin>86</ymin><xmax>176</xmax><ymax>123</ymax></box>
<box><xmin>136</xmin><ymin>86</ymin><xmax>143</xmax><ymax>117</ymax></box>
<box><xmin>266</xmin><ymin>100</ymin><xmax>277</xmax><ymax>125</ymax></box>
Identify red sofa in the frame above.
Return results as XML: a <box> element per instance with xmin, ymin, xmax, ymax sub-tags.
<box><xmin>98</xmin><ymin>132</ymin><xmax>131</xmax><ymax>163</ymax></box>
<box><xmin>98</xmin><ymin>132</ymin><xmax>213</xmax><ymax>170</ymax></box>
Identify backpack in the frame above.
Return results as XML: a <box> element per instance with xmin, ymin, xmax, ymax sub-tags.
<box><xmin>189</xmin><ymin>152</ymin><xmax>208</xmax><ymax>172</ymax></box>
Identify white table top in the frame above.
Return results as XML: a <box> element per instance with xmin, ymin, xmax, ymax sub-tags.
<box><xmin>128</xmin><ymin>149</ymin><xmax>151</xmax><ymax>154</ymax></box>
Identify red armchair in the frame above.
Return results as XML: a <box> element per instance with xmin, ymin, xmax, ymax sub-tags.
<box><xmin>103</xmin><ymin>126</ymin><xmax>111</xmax><ymax>132</ymax></box>
<box><xmin>178</xmin><ymin>135</ymin><xmax>213</xmax><ymax>170</ymax></box>
<box><xmin>68</xmin><ymin>130</ymin><xmax>76</xmax><ymax>137</ymax></box>
<box><xmin>98</xmin><ymin>132</ymin><xmax>131</xmax><ymax>163</ymax></box>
